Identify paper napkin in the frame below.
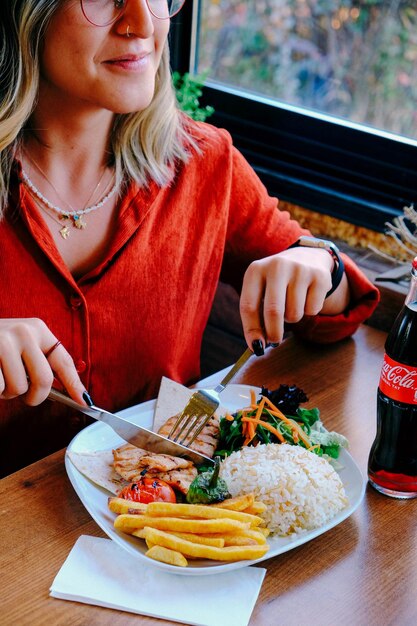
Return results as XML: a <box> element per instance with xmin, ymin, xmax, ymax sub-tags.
<box><xmin>50</xmin><ymin>535</ymin><xmax>266</xmax><ymax>626</ymax></box>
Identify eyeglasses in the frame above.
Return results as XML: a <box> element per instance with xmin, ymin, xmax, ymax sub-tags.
<box><xmin>80</xmin><ymin>0</ymin><xmax>186</xmax><ymax>26</ymax></box>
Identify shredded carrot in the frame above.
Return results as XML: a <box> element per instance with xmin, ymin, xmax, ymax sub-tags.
<box><xmin>237</xmin><ymin>393</ymin><xmax>312</xmax><ymax>449</ymax></box>
<box><xmin>263</xmin><ymin>397</ymin><xmax>293</xmax><ymax>423</ymax></box>
<box><xmin>264</xmin><ymin>408</ymin><xmax>294</xmax><ymax>428</ymax></box>
<box><xmin>267</xmin><ymin>409</ymin><xmax>311</xmax><ymax>447</ymax></box>
<box><xmin>291</xmin><ymin>425</ymin><xmax>299</xmax><ymax>444</ymax></box>
<box><xmin>224</xmin><ymin>412</ymin><xmax>235</xmax><ymax>421</ymax></box>
<box><xmin>242</xmin><ymin>416</ymin><xmax>285</xmax><ymax>443</ymax></box>
<box><xmin>255</xmin><ymin>397</ymin><xmax>266</xmax><ymax>421</ymax></box>
<box><xmin>242</xmin><ymin>418</ymin><xmax>254</xmax><ymax>445</ymax></box>
<box><xmin>240</xmin><ymin>397</ymin><xmax>267</xmax><ymax>445</ymax></box>
<box><xmin>262</xmin><ymin>397</ymin><xmax>312</xmax><ymax>448</ymax></box>
<box><xmin>241</xmin><ymin>416</ymin><xmax>257</xmax><ymax>446</ymax></box>
<box><xmin>247</xmin><ymin>420</ymin><xmax>256</xmax><ymax>441</ymax></box>
<box><xmin>268</xmin><ymin>409</ymin><xmax>312</xmax><ymax>447</ymax></box>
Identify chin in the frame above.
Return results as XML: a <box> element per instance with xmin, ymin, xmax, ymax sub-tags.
<box><xmin>108</xmin><ymin>94</ymin><xmax>155</xmax><ymax>115</ymax></box>
<box><xmin>112</xmin><ymin>105</ymin><xmax>152</xmax><ymax>115</ymax></box>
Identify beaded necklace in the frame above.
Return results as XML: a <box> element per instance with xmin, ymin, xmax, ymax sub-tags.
<box><xmin>21</xmin><ymin>156</ymin><xmax>118</xmax><ymax>238</ymax></box>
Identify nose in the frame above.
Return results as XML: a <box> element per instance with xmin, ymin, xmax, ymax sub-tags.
<box><xmin>114</xmin><ymin>0</ymin><xmax>155</xmax><ymax>38</ymax></box>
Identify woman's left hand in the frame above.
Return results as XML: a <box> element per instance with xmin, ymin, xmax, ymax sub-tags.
<box><xmin>240</xmin><ymin>247</ymin><xmax>350</xmax><ymax>350</ymax></box>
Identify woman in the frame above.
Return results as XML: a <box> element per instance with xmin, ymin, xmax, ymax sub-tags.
<box><xmin>0</xmin><ymin>0</ymin><xmax>379</xmax><ymax>476</ymax></box>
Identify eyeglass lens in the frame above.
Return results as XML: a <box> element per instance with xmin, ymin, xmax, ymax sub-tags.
<box><xmin>81</xmin><ymin>0</ymin><xmax>185</xmax><ymax>25</ymax></box>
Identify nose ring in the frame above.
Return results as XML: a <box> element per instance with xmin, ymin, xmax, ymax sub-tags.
<box><xmin>126</xmin><ymin>24</ymin><xmax>130</xmax><ymax>37</ymax></box>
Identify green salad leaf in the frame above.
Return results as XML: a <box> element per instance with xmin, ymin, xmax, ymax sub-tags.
<box><xmin>214</xmin><ymin>385</ymin><xmax>348</xmax><ymax>461</ymax></box>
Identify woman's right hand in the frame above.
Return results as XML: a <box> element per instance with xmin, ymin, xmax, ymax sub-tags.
<box><xmin>0</xmin><ymin>318</ymin><xmax>87</xmax><ymax>406</ymax></box>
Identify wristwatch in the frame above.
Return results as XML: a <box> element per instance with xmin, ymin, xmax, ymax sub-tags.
<box><xmin>287</xmin><ymin>236</ymin><xmax>345</xmax><ymax>297</ymax></box>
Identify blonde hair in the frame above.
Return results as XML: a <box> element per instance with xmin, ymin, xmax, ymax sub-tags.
<box><xmin>0</xmin><ymin>0</ymin><xmax>193</xmax><ymax>217</ymax></box>
<box><xmin>112</xmin><ymin>46</ymin><xmax>192</xmax><ymax>189</ymax></box>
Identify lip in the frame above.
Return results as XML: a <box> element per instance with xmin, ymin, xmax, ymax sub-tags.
<box><xmin>103</xmin><ymin>53</ymin><xmax>151</xmax><ymax>70</ymax></box>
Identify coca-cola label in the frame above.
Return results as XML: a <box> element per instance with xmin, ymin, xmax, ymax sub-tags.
<box><xmin>379</xmin><ymin>353</ymin><xmax>417</xmax><ymax>404</ymax></box>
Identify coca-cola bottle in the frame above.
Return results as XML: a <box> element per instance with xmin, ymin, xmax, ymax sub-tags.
<box><xmin>368</xmin><ymin>257</ymin><xmax>417</xmax><ymax>498</ymax></box>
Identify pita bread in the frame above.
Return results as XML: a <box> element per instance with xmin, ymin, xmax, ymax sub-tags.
<box><xmin>67</xmin><ymin>378</ymin><xmax>192</xmax><ymax>492</ymax></box>
<box><xmin>153</xmin><ymin>376</ymin><xmax>226</xmax><ymax>432</ymax></box>
<box><xmin>152</xmin><ymin>377</ymin><xmax>195</xmax><ymax>432</ymax></box>
<box><xmin>67</xmin><ymin>449</ymin><xmax>127</xmax><ymax>494</ymax></box>
<box><xmin>68</xmin><ymin>377</ymin><xmax>223</xmax><ymax>494</ymax></box>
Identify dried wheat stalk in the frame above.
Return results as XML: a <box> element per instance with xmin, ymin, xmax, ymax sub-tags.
<box><xmin>368</xmin><ymin>204</ymin><xmax>417</xmax><ymax>263</ymax></box>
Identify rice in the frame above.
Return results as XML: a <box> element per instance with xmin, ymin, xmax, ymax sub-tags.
<box><xmin>219</xmin><ymin>443</ymin><xmax>348</xmax><ymax>536</ymax></box>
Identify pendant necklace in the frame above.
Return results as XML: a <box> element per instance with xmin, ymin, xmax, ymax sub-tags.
<box><xmin>30</xmin><ymin>196</ymin><xmax>73</xmax><ymax>240</ymax></box>
<box><xmin>21</xmin><ymin>155</ymin><xmax>118</xmax><ymax>239</ymax></box>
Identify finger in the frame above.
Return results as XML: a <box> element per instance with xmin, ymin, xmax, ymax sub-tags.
<box><xmin>304</xmin><ymin>278</ymin><xmax>329</xmax><ymax>316</ymax></box>
<box><xmin>262</xmin><ymin>266</ymin><xmax>288</xmax><ymax>344</ymax></box>
<box><xmin>0</xmin><ymin>351</ymin><xmax>29</xmax><ymax>400</ymax></box>
<box><xmin>47</xmin><ymin>344</ymin><xmax>87</xmax><ymax>404</ymax></box>
<box><xmin>43</xmin><ymin>340</ymin><xmax>62</xmax><ymax>360</ymax></box>
<box><xmin>283</xmin><ymin>274</ymin><xmax>310</xmax><ymax>324</ymax></box>
<box><xmin>22</xmin><ymin>347</ymin><xmax>55</xmax><ymax>406</ymax></box>
<box><xmin>240</xmin><ymin>262</ymin><xmax>266</xmax><ymax>350</ymax></box>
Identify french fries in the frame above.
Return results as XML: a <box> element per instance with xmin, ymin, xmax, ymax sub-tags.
<box><xmin>108</xmin><ymin>497</ymin><xmax>147</xmax><ymax>515</ymax></box>
<box><xmin>143</xmin><ymin>527</ymin><xmax>269</xmax><ymax>561</ymax></box>
<box><xmin>146</xmin><ymin>545</ymin><xmax>188</xmax><ymax>567</ymax></box>
<box><xmin>109</xmin><ymin>493</ymin><xmax>270</xmax><ymax>567</ymax></box>
<box><xmin>212</xmin><ymin>493</ymin><xmax>267</xmax><ymax>516</ymax></box>
<box><xmin>210</xmin><ymin>493</ymin><xmax>255</xmax><ymax>511</ymax></box>
<box><xmin>145</xmin><ymin>502</ymin><xmax>263</xmax><ymax>527</ymax></box>
<box><xmin>244</xmin><ymin>502</ymin><xmax>267</xmax><ymax>515</ymax></box>
<box><xmin>133</xmin><ymin>529</ymin><xmax>225</xmax><ymax>547</ymax></box>
<box><xmin>222</xmin><ymin>528</ymin><xmax>268</xmax><ymax>545</ymax></box>
<box><xmin>114</xmin><ymin>514</ymin><xmax>250</xmax><ymax>534</ymax></box>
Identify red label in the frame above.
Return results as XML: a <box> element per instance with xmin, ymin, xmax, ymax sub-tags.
<box><xmin>379</xmin><ymin>354</ymin><xmax>417</xmax><ymax>404</ymax></box>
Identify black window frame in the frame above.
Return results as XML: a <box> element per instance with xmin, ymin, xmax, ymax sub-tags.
<box><xmin>170</xmin><ymin>4</ymin><xmax>417</xmax><ymax>233</ymax></box>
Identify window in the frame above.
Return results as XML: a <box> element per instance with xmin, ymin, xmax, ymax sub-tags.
<box><xmin>170</xmin><ymin>1</ymin><xmax>417</xmax><ymax>231</ymax></box>
<box><xmin>196</xmin><ymin>1</ymin><xmax>417</xmax><ymax>140</ymax></box>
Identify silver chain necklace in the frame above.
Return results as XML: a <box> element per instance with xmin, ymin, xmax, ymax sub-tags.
<box><xmin>21</xmin><ymin>169</ymin><xmax>119</xmax><ymax>218</ymax></box>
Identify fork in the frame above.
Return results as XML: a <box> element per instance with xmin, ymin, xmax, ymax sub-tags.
<box><xmin>168</xmin><ymin>346</ymin><xmax>253</xmax><ymax>445</ymax></box>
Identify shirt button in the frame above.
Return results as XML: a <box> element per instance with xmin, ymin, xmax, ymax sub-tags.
<box><xmin>76</xmin><ymin>360</ymin><xmax>87</xmax><ymax>373</ymax></box>
<box><xmin>69</xmin><ymin>294</ymin><xmax>83</xmax><ymax>310</ymax></box>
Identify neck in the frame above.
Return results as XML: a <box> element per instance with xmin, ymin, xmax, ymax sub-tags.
<box><xmin>26</xmin><ymin>120</ymin><xmax>112</xmax><ymax>169</ymax></box>
<box><xmin>26</xmin><ymin>84</ymin><xmax>116</xmax><ymax>168</ymax></box>
<box><xmin>22</xmin><ymin>107</ymin><xmax>116</xmax><ymax>204</ymax></box>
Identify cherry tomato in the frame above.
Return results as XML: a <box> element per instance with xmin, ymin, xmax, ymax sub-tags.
<box><xmin>118</xmin><ymin>477</ymin><xmax>177</xmax><ymax>503</ymax></box>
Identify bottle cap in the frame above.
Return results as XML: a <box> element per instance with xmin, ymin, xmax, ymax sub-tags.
<box><xmin>413</xmin><ymin>257</ymin><xmax>417</xmax><ymax>271</ymax></box>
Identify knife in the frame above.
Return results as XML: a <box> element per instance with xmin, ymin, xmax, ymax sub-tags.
<box><xmin>48</xmin><ymin>388</ymin><xmax>214</xmax><ymax>466</ymax></box>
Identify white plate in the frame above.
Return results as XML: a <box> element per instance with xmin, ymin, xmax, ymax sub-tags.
<box><xmin>66</xmin><ymin>384</ymin><xmax>366</xmax><ymax>576</ymax></box>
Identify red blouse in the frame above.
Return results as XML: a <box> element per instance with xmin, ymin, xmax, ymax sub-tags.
<box><xmin>0</xmin><ymin>121</ymin><xmax>379</xmax><ymax>475</ymax></box>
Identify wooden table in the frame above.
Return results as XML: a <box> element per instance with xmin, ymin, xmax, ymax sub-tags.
<box><xmin>1</xmin><ymin>325</ymin><xmax>416</xmax><ymax>626</ymax></box>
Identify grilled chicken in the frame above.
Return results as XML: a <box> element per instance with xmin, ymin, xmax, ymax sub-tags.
<box><xmin>153</xmin><ymin>467</ymin><xmax>198</xmax><ymax>494</ymax></box>
<box><xmin>112</xmin><ymin>443</ymin><xmax>197</xmax><ymax>494</ymax></box>
<box><xmin>157</xmin><ymin>413</ymin><xmax>220</xmax><ymax>458</ymax></box>
<box><xmin>112</xmin><ymin>445</ymin><xmax>147</xmax><ymax>480</ymax></box>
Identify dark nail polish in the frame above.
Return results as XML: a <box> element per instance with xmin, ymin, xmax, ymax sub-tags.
<box><xmin>269</xmin><ymin>343</ymin><xmax>280</xmax><ymax>348</ymax></box>
<box><xmin>252</xmin><ymin>339</ymin><xmax>264</xmax><ymax>357</ymax></box>
<box><xmin>83</xmin><ymin>391</ymin><xmax>94</xmax><ymax>407</ymax></box>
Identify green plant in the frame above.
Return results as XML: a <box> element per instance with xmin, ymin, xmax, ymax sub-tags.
<box><xmin>172</xmin><ymin>71</ymin><xmax>214</xmax><ymax>122</ymax></box>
